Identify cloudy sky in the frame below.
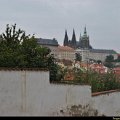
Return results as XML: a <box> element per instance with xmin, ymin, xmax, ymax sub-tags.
<box><xmin>0</xmin><ymin>0</ymin><xmax>120</xmax><ymax>52</ymax></box>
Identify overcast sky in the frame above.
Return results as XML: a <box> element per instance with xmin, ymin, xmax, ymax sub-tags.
<box><xmin>0</xmin><ymin>0</ymin><xmax>120</xmax><ymax>52</ymax></box>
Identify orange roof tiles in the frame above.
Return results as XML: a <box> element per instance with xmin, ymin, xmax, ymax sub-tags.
<box><xmin>58</xmin><ymin>46</ymin><xmax>74</xmax><ymax>52</ymax></box>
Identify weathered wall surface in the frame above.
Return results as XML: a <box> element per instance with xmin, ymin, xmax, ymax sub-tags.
<box><xmin>0</xmin><ymin>70</ymin><xmax>50</xmax><ymax>116</ymax></box>
<box><xmin>0</xmin><ymin>70</ymin><xmax>120</xmax><ymax>116</ymax></box>
<box><xmin>92</xmin><ymin>92</ymin><xmax>120</xmax><ymax>116</ymax></box>
<box><xmin>43</xmin><ymin>84</ymin><xmax>92</xmax><ymax>116</ymax></box>
<box><xmin>0</xmin><ymin>70</ymin><xmax>91</xmax><ymax>116</ymax></box>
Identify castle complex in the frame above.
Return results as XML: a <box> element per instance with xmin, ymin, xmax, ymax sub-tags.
<box><xmin>63</xmin><ymin>27</ymin><xmax>118</xmax><ymax>62</ymax></box>
<box><xmin>37</xmin><ymin>27</ymin><xmax>118</xmax><ymax>62</ymax></box>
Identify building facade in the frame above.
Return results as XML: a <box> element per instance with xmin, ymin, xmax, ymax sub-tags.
<box><xmin>37</xmin><ymin>38</ymin><xmax>59</xmax><ymax>58</ymax></box>
<box><xmin>37</xmin><ymin>38</ymin><xmax>75</xmax><ymax>61</ymax></box>
<box><xmin>76</xmin><ymin>49</ymin><xmax>117</xmax><ymax>62</ymax></box>
<box><xmin>56</xmin><ymin>46</ymin><xmax>75</xmax><ymax>61</ymax></box>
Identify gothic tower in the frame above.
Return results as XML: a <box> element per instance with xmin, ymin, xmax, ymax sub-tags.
<box><xmin>71</xmin><ymin>29</ymin><xmax>77</xmax><ymax>49</ymax></box>
<box><xmin>63</xmin><ymin>30</ymin><xmax>69</xmax><ymax>46</ymax></box>
<box><xmin>78</xmin><ymin>33</ymin><xmax>82</xmax><ymax>48</ymax></box>
<box><xmin>80</xmin><ymin>26</ymin><xmax>90</xmax><ymax>49</ymax></box>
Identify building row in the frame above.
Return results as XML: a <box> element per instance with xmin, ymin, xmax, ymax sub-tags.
<box><xmin>36</xmin><ymin>27</ymin><xmax>118</xmax><ymax>63</ymax></box>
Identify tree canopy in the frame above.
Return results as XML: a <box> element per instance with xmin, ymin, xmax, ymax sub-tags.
<box><xmin>0</xmin><ymin>24</ymin><xmax>59</xmax><ymax>81</ymax></box>
<box><xmin>105</xmin><ymin>55</ymin><xmax>114</xmax><ymax>62</ymax></box>
<box><xmin>75</xmin><ymin>53</ymin><xmax>82</xmax><ymax>62</ymax></box>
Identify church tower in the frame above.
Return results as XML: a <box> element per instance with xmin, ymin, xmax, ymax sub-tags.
<box><xmin>63</xmin><ymin>30</ymin><xmax>69</xmax><ymax>46</ymax></box>
<box><xmin>80</xmin><ymin>26</ymin><xmax>90</xmax><ymax>49</ymax></box>
<box><xmin>71</xmin><ymin>29</ymin><xmax>77</xmax><ymax>49</ymax></box>
<box><xmin>78</xmin><ymin>33</ymin><xmax>82</xmax><ymax>48</ymax></box>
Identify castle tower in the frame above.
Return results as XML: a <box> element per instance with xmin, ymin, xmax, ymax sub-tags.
<box><xmin>81</xmin><ymin>26</ymin><xmax>90</xmax><ymax>49</ymax></box>
<box><xmin>71</xmin><ymin>29</ymin><xmax>77</xmax><ymax>49</ymax></box>
<box><xmin>63</xmin><ymin>30</ymin><xmax>69</xmax><ymax>46</ymax></box>
<box><xmin>84</xmin><ymin>26</ymin><xmax>87</xmax><ymax>35</ymax></box>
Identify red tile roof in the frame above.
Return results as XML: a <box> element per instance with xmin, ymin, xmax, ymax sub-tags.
<box><xmin>58</xmin><ymin>46</ymin><xmax>74</xmax><ymax>52</ymax></box>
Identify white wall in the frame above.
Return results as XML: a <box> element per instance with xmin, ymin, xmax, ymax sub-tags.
<box><xmin>0</xmin><ymin>70</ymin><xmax>120</xmax><ymax>116</ymax></box>
<box><xmin>92</xmin><ymin>92</ymin><xmax>120</xmax><ymax>116</ymax></box>
<box><xmin>76</xmin><ymin>49</ymin><xmax>118</xmax><ymax>62</ymax></box>
<box><xmin>0</xmin><ymin>70</ymin><xmax>91</xmax><ymax>116</ymax></box>
<box><xmin>45</xmin><ymin>84</ymin><xmax>91</xmax><ymax>116</ymax></box>
<box><xmin>89</xmin><ymin>52</ymin><xmax>118</xmax><ymax>62</ymax></box>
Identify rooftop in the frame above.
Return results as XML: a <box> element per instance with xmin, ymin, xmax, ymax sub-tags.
<box><xmin>58</xmin><ymin>46</ymin><xmax>75</xmax><ymax>52</ymax></box>
<box><xmin>90</xmin><ymin>49</ymin><xmax>117</xmax><ymax>54</ymax></box>
<box><xmin>37</xmin><ymin>38</ymin><xmax>59</xmax><ymax>46</ymax></box>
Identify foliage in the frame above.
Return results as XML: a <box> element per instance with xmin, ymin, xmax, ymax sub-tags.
<box><xmin>104</xmin><ymin>55</ymin><xmax>115</xmax><ymax>68</ymax></box>
<box><xmin>114</xmin><ymin>55</ymin><xmax>120</xmax><ymax>62</ymax></box>
<box><xmin>73</xmin><ymin>68</ymin><xmax>120</xmax><ymax>92</ymax></box>
<box><xmin>104</xmin><ymin>62</ymin><xmax>114</xmax><ymax>68</ymax></box>
<box><xmin>0</xmin><ymin>24</ymin><xmax>59</xmax><ymax>81</ymax></box>
<box><xmin>97</xmin><ymin>60</ymin><xmax>102</xmax><ymax>64</ymax></box>
<box><xmin>117</xmin><ymin>55</ymin><xmax>120</xmax><ymax>62</ymax></box>
<box><xmin>75</xmin><ymin>53</ymin><xmax>82</xmax><ymax>62</ymax></box>
<box><xmin>105</xmin><ymin>55</ymin><xmax>114</xmax><ymax>62</ymax></box>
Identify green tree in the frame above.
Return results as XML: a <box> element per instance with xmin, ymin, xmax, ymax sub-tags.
<box><xmin>105</xmin><ymin>55</ymin><xmax>114</xmax><ymax>62</ymax></box>
<box><xmin>97</xmin><ymin>60</ymin><xmax>102</xmax><ymax>64</ymax></box>
<box><xmin>115</xmin><ymin>55</ymin><xmax>120</xmax><ymax>62</ymax></box>
<box><xmin>0</xmin><ymin>24</ymin><xmax>60</xmax><ymax>82</ymax></box>
<box><xmin>104</xmin><ymin>55</ymin><xmax>114</xmax><ymax>68</ymax></box>
<box><xmin>75</xmin><ymin>53</ymin><xmax>82</xmax><ymax>62</ymax></box>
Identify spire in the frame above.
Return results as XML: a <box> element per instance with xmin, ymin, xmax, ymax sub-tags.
<box><xmin>79</xmin><ymin>33</ymin><xmax>82</xmax><ymax>42</ymax></box>
<box><xmin>73</xmin><ymin>29</ymin><xmax>75</xmax><ymax>35</ymax></box>
<box><xmin>84</xmin><ymin>25</ymin><xmax>87</xmax><ymax>35</ymax></box>
<box><xmin>71</xmin><ymin>29</ymin><xmax>76</xmax><ymax>49</ymax></box>
<box><xmin>63</xmin><ymin>30</ymin><xmax>69</xmax><ymax>46</ymax></box>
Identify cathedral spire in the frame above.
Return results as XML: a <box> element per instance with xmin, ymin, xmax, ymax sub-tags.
<box><xmin>71</xmin><ymin>29</ymin><xmax>77</xmax><ymax>49</ymax></box>
<box><xmin>84</xmin><ymin>25</ymin><xmax>87</xmax><ymax>35</ymax></box>
<box><xmin>63</xmin><ymin>30</ymin><xmax>69</xmax><ymax>46</ymax></box>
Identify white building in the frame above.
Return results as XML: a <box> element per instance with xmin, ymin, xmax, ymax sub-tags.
<box><xmin>56</xmin><ymin>46</ymin><xmax>75</xmax><ymax>61</ymax></box>
<box><xmin>76</xmin><ymin>49</ymin><xmax>118</xmax><ymax>62</ymax></box>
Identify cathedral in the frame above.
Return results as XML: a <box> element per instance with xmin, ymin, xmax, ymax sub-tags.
<box><xmin>63</xmin><ymin>27</ymin><xmax>118</xmax><ymax>62</ymax></box>
<box><xmin>63</xmin><ymin>27</ymin><xmax>92</xmax><ymax>49</ymax></box>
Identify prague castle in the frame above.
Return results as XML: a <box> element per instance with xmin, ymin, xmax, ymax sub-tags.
<box><xmin>37</xmin><ymin>27</ymin><xmax>118</xmax><ymax>62</ymax></box>
<box><xmin>63</xmin><ymin>27</ymin><xmax>118</xmax><ymax>62</ymax></box>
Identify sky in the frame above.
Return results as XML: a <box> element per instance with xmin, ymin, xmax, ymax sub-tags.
<box><xmin>0</xmin><ymin>0</ymin><xmax>120</xmax><ymax>52</ymax></box>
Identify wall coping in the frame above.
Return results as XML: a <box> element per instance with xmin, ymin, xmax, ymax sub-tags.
<box><xmin>0</xmin><ymin>68</ymin><xmax>49</xmax><ymax>71</ymax></box>
<box><xmin>51</xmin><ymin>81</ymin><xmax>91</xmax><ymax>86</ymax></box>
<box><xmin>92</xmin><ymin>89</ymin><xmax>120</xmax><ymax>97</ymax></box>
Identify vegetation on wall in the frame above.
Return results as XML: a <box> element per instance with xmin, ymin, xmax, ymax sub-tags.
<box><xmin>59</xmin><ymin>67</ymin><xmax>120</xmax><ymax>93</ymax></box>
<box><xmin>74</xmin><ymin>68</ymin><xmax>120</xmax><ymax>92</ymax></box>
